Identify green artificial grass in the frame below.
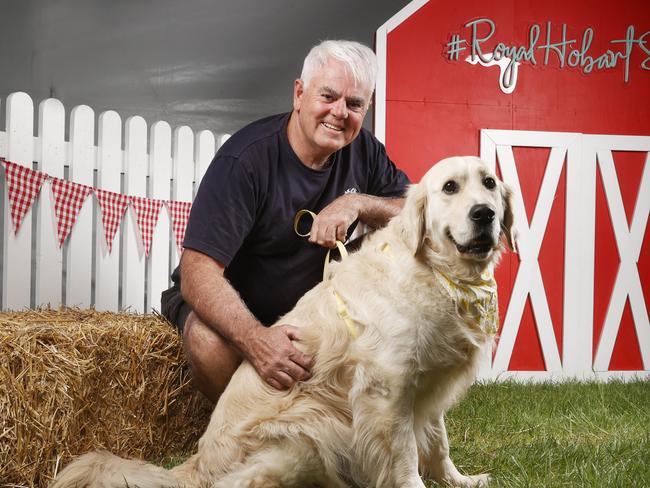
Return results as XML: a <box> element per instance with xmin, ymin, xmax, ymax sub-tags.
<box><xmin>432</xmin><ymin>380</ymin><xmax>650</xmax><ymax>487</ymax></box>
<box><xmin>163</xmin><ymin>380</ymin><xmax>650</xmax><ymax>487</ymax></box>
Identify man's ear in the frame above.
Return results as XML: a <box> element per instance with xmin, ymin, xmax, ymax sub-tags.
<box><xmin>293</xmin><ymin>79</ymin><xmax>304</xmax><ymax>111</ymax></box>
<box><xmin>400</xmin><ymin>182</ymin><xmax>428</xmax><ymax>256</ymax></box>
<box><xmin>501</xmin><ymin>182</ymin><xmax>518</xmax><ymax>253</ymax></box>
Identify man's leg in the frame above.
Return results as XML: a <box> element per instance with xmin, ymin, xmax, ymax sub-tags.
<box><xmin>182</xmin><ymin>311</ymin><xmax>242</xmax><ymax>403</ymax></box>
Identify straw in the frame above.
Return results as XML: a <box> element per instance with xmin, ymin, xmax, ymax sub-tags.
<box><xmin>0</xmin><ymin>308</ymin><xmax>212</xmax><ymax>487</ymax></box>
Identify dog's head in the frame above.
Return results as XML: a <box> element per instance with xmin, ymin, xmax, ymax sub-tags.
<box><xmin>400</xmin><ymin>156</ymin><xmax>516</xmax><ymax>271</ymax></box>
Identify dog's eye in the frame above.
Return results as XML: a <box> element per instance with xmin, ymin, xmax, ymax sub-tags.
<box><xmin>443</xmin><ymin>180</ymin><xmax>459</xmax><ymax>194</ymax></box>
<box><xmin>483</xmin><ymin>177</ymin><xmax>496</xmax><ymax>190</ymax></box>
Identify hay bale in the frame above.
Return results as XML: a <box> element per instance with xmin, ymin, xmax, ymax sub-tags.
<box><xmin>0</xmin><ymin>308</ymin><xmax>212</xmax><ymax>488</ymax></box>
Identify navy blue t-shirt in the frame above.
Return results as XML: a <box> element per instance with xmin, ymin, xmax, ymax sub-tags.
<box><xmin>179</xmin><ymin>112</ymin><xmax>410</xmax><ymax>325</ymax></box>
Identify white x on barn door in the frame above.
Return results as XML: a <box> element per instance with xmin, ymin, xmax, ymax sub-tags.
<box><xmin>588</xmin><ymin>136</ymin><xmax>650</xmax><ymax>371</ymax></box>
<box><xmin>480</xmin><ymin>130</ymin><xmax>581</xmax><ymax>378</ymax></box>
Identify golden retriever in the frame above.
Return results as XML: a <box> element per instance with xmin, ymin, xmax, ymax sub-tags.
<box><xmin>51</xmin><ymin>156</ymin><xmax>515</xmax><ymax>488</ymax></box>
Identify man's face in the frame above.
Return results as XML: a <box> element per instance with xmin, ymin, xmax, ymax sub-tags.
<box><xmin>292</xmin><ymin>59</ymin><xmax>372</xmax><ymax>163</ymax></box>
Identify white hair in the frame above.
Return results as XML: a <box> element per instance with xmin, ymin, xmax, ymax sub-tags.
<box><xmin>300</xmin><ymin>40</ymin><xmax>377</xmax><ymax>93</ymax></box>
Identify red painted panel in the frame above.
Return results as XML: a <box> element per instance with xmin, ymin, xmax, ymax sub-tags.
<box><xmin>612</xmin><ymin>151</ymin><xmax>646</xmax><ymax>227</ymax></box>
<box><xmin>511</xmin><ymin>147</ymin><xmax>551</xmax><ymax>224</ymax></box>
<box><xmin>508</xmin><ymin>296</ymin><xmax>546</xmax><ymax>371</ymax></box>
<box><xmin>538</xmin><ymin>160</ymin><xmax>566</xmax><ymax>357</ymax></box>
<box><xmin>385</xmin><ymin>0</ymin><xmax>650</xmax><ymax>177</ymax></box>
<box><xmin>609</xmin><ymin>299</ymin><xmax>644</xmax><ymax>370</ymax></box>
<box><xmin>494</xmin><ymin>160</ymin><xmax>520</xmax><ymax>344</ymax></box>
<box><xmin>641</xmin><ymin>224</ymin><xmax>650</xmax><ymax>321</ymax></box>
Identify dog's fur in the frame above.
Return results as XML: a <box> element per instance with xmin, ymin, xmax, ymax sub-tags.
<box><xmin>51</xmin><ymin>156</ymin><xmax>515</xmax><ymax>488</ymax></box>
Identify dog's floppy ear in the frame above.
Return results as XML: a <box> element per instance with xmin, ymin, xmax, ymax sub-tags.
<box><xmin>501</xmin><ymin>182</ymin><xmax>518</xmax><ymax>253</ymax></box>
<box><xmin>400</xmin><ymin>181</ymin><xmax>428</xmax><ymax>256</ymax></box>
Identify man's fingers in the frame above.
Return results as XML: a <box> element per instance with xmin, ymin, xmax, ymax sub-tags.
<box><xmin>284</xmin><ymin>325</ymin><xmax>303</xmax><ymax>341</ymax></box>
<box><xmin>283</xmin><ymin>326</ymin><xmax>314</xmax><ymax>371</ymax></box>
<box><xmin>267</xmin><ymin>377</ymin><xmax>286</xmax><ymax>390</ymax></box>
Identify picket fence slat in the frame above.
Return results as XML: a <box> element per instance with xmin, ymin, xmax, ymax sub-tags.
<box><xmin>95</xmin><ymin>110</ymin><xmax>123</xmax><ymax>312</ymax></box>
<box><xmin>148</xmin><ymin>121</ymin><xmax>173</xmax><ymax>313</ymax></box>
<box><xmin>194</xmin><ymin>130</ymin><xmax>215</xmax><ymax>197</ymax></box>
<box><xmin>171</xmin><ymin>126</ymin><xmax>194</xmax><ymax>272</ymax></box>
<box><xmin>122</xmin><ymin>116</ymin><xmax>148</xmax><ymax>312</ymax></box>
<box><xmin>35</xmin><ymin>98</ymin><xmax>65</xmax><ymax>307</ymax></box>
<box><xmin>3</xmin><ymin>92</ymin><xmax>34</xmax><ymax>310</ymax></box>
<box><xmin>66</xmin><ymin>105</ymin><xmax>95</xmax><ymax>308</ymax></box>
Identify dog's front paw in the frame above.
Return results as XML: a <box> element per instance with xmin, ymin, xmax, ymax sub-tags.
<box><xmin>443</xmin><ymin>472</ymin><xmax>490</xmax><ymax>487</ymax></box>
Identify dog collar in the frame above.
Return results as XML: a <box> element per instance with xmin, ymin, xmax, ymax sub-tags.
<box><xmin>434</xmin><ymin>268</ymin><xmax>499</xmax><ymax>335</ymax></box>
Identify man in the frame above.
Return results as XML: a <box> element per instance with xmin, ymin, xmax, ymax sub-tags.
<box><xmin>161</xmin><ymin>40</ymin><xmax>410</xmax><ymax>402</ymax></box>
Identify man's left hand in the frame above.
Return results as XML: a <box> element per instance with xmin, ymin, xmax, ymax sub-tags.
<box><xmin>308</xmin><ymin>194</ymin><xmax>360</xmax><ymax>249</ymax></box>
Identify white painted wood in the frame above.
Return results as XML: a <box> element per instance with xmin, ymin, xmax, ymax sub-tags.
<box><xmin>0</xmin><ymin>130</ymin><xmax>6</xmax><ymax>158</ymax></box>
<box><xmin>35</xmin><ymin>98</ymin><xmax>65</xmax><ymax>307</ymax></box>
<box><xmin>374</xmin><ymin>0</ymin><xmax>430</xmax><ymax>143</ymax></box>
<box><xmin>482</xmin><ymin>130</ymin><xmax>582</xmax><ymax>378</ymax></box>
<box><xmin>121</xmin><ymin>116</ymin><xmax>147</xmax><ymax>312</ymax></box>
<box><xmin>480</xmin><ymin>370</ymin><xmax>650</xmax><ymax>384</ymax></box>
<box><xmin>147</xmin><ymin>121</ymin><xmax>172</xmax><ymax>313</ymax></box>
<box><xmin>171</xmin><ymin>126</ymin><xmax>194</xmax><ymax>271</ymax></box>
<box><xmin>194</xmin><ymin>129</ymin><xmax>215</xmax><ymax>197</ymax></box>
<box><xmin>592</xmin><ymin>138</ymin><xmax>650</xmax><ymax>370</ymax></box>
<box><xmin>563</xmin><ymin>137</ymin><xmax>593</xmax><ymax>376</ymax></box>
<box><xmin>66</xmin><ymin>105</ymin><xmax>95</xmax><ymax>308</ymax></box>
<box><xmin>217</xmin><ymin>134</ymin><xmax>231</xmax><ymax>147</ymax></box>
<box><xmin>94</xmin><ymin>110</ymin><xmax>123</xmax><ymax>312</ymax></box>
<box><xmin>3</xmin><ymin>92</ymin><xmax>34</xmax><ymax>310</ymax></box>
<box><xmin>490</xmin><ymin>145</ymin><xmax>562</xmax><ymax>373</ymax></box>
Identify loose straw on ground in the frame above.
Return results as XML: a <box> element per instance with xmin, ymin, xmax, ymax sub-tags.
<box><xmin>0</xmin><ymin>308</ymin><xmax>212</xmax><ymax>488</ymax></box>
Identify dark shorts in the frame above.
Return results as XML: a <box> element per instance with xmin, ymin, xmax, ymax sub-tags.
<box><xmin>160</xmin><ymin>283</ymin><xmax>192</xmax><ymax>333</ymax></box>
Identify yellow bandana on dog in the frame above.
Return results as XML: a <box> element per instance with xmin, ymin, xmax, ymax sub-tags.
<box><xmin>434</xmin><ymin>269</ymin><xmax>499</xmax><ymax>335</ymax></box>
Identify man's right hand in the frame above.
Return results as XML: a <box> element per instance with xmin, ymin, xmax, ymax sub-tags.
<box><xmin>242</xmin><ymin>325</ymin><xmax>314</xmax><ymax>390</ymax></box>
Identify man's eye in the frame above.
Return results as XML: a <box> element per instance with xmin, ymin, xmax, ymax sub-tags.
<box><xmin>483</xmin><ymin>177</ymin><xmax>496</xmax><ymax>190</ymax></box>
<box><xmin>348</xmin><ymin>102</ymin><xmax>363</xmax><ymax>111</ymax></box>
<box><xmin>443</xmin><ymin>180</ymin><xmax>459</xmax><ymax>194</ymax></box>
<box><xmin>321</xmin><ymin>94</ymin><xmax>333</xmax><ymax>101</ymax></box>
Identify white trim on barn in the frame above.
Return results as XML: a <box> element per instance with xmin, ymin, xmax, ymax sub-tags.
<box><xmin>374</xmin><ymin>0</ymin><xmax>429</xmax><ymax>144</ymax></box>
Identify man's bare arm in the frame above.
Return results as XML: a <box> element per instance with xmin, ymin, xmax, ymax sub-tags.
<box><xmin>309</xmin><ymin>194</ymin><xmax>405</xmax><ymax>248</ymax></box>
<box><xmin>180</xmin><ymin>249</ymin><xmax>313</xmax><ymax>390</ymax></box>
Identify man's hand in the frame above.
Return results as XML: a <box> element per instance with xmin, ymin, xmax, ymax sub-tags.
<box><xmin>309</xmin><ymin>194</ymin><xmax>360</xmax><ymax>248</ymax></box>
<box><xmin>308</xmin><ymin>193</ymin><xmax>406</xmax><ymax>249</ymax></box>
<box><xmin>242</xmin><ymin>325</ymin><xmax>314</xmax><ymax>390</ymax></box>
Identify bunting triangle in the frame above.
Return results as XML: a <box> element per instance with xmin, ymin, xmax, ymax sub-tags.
<box><xmin>50</xmin><ymin>177</ymin><xmax>93</xmax><ymax>246</ymax></box>
<box><xmin>129</xmin><ymin>196</ymin><xmax>164</xmax><ymax>257</ymax></box>
<box><xmin>2</xmin><ymin>158</ymin><xmax>48</xmax><ymax>233</ymax></box>
<box><xmin>167</xmin><ymin>200</ymin><xmax>192</xmax><ymax>253</ymax></box>
<box><xmin>95</xmin><ymin>188</ymin><xmax>130</xmax><ymax>253</ymax></box>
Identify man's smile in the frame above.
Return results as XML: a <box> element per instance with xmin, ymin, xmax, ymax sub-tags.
<box><xmin>321</xmin><ymin>122</ymin><xmax>344</xmax><ymax>132</ymax></box>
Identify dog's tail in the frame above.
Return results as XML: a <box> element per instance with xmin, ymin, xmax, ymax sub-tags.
<box><xmin>49</xmin><ymin>450</ymin><xmax>190</xmax><ymax>488</ymax></box>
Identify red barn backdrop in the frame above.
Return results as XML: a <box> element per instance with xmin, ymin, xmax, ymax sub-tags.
<box><xmin>375</xmin><ymin>0</ymin><xmax>649</xmax><ymax>380</ymax></box>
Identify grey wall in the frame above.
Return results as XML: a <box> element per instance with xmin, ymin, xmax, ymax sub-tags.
<box><xmin>0</xmin><ymin>0</ymin><xmax>411</xmax><ymax>136</ymax></box>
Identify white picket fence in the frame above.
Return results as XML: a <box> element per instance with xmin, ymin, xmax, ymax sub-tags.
<box><xmin>0</xmin><ymin>92</ymin><xmax>228</xmax><ymax>314</ymax></box>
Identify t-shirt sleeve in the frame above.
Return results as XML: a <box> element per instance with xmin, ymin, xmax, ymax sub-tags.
<box><xmin>183</xmin><ymin>155</ymin><xmax>258</xmax><ymax>266</ymax></box>
<box><xmin>366</xmin><ymin>136</ymin><xmax>411</xmax><ymax>197</ymax></box>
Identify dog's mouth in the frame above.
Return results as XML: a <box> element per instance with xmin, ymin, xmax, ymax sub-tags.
<box><xmin>446</xmin><ymin>229</ymin><xmax>494</xmax><ymax>256</ymax></box>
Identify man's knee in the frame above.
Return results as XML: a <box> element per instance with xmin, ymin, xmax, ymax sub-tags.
<box><xmin>181</xmin><ymin>312</ymin><xmax>242</xmax><ymax>401</ymax></box>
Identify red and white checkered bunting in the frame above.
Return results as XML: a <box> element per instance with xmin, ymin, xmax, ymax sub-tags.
<box><xmin>167</xmin><ymin>200</ymin><xmax>192</xmax><ymax>253</ymax></box>
<box><xmin>2</xmin><ymin>158</ymin><xmax>196</xmax><ymax>256</ymax></box>
<box><xmin>130</xmin><ymin>196</ymin><xmax>164</xmax><ymax>257</ymax></box>
<box><xmin>95</xmin><ymin>188</ymin><xmax>130</xmax><ymax>253</ymax></box>
<box><xmin>51</xmin><ymin>177</ymin><xmax>93</xmax><ymax>246</ymax></box>
<box><xmin>2</xmin><ymin>158</ymin><xmax>47</xmax><ymax>233</ymax></box>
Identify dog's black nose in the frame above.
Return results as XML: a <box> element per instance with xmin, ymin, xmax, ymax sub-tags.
<box><xmin>470</xmin><ymin>204</ymin><xmax>495</xmax><ymax>225</ymax></box>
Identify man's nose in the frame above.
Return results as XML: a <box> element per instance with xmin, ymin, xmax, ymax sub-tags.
<box><xmin>331</xmin><ymin>98</ymin><xmax>348</xmax><ymax>119</ymax></box>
